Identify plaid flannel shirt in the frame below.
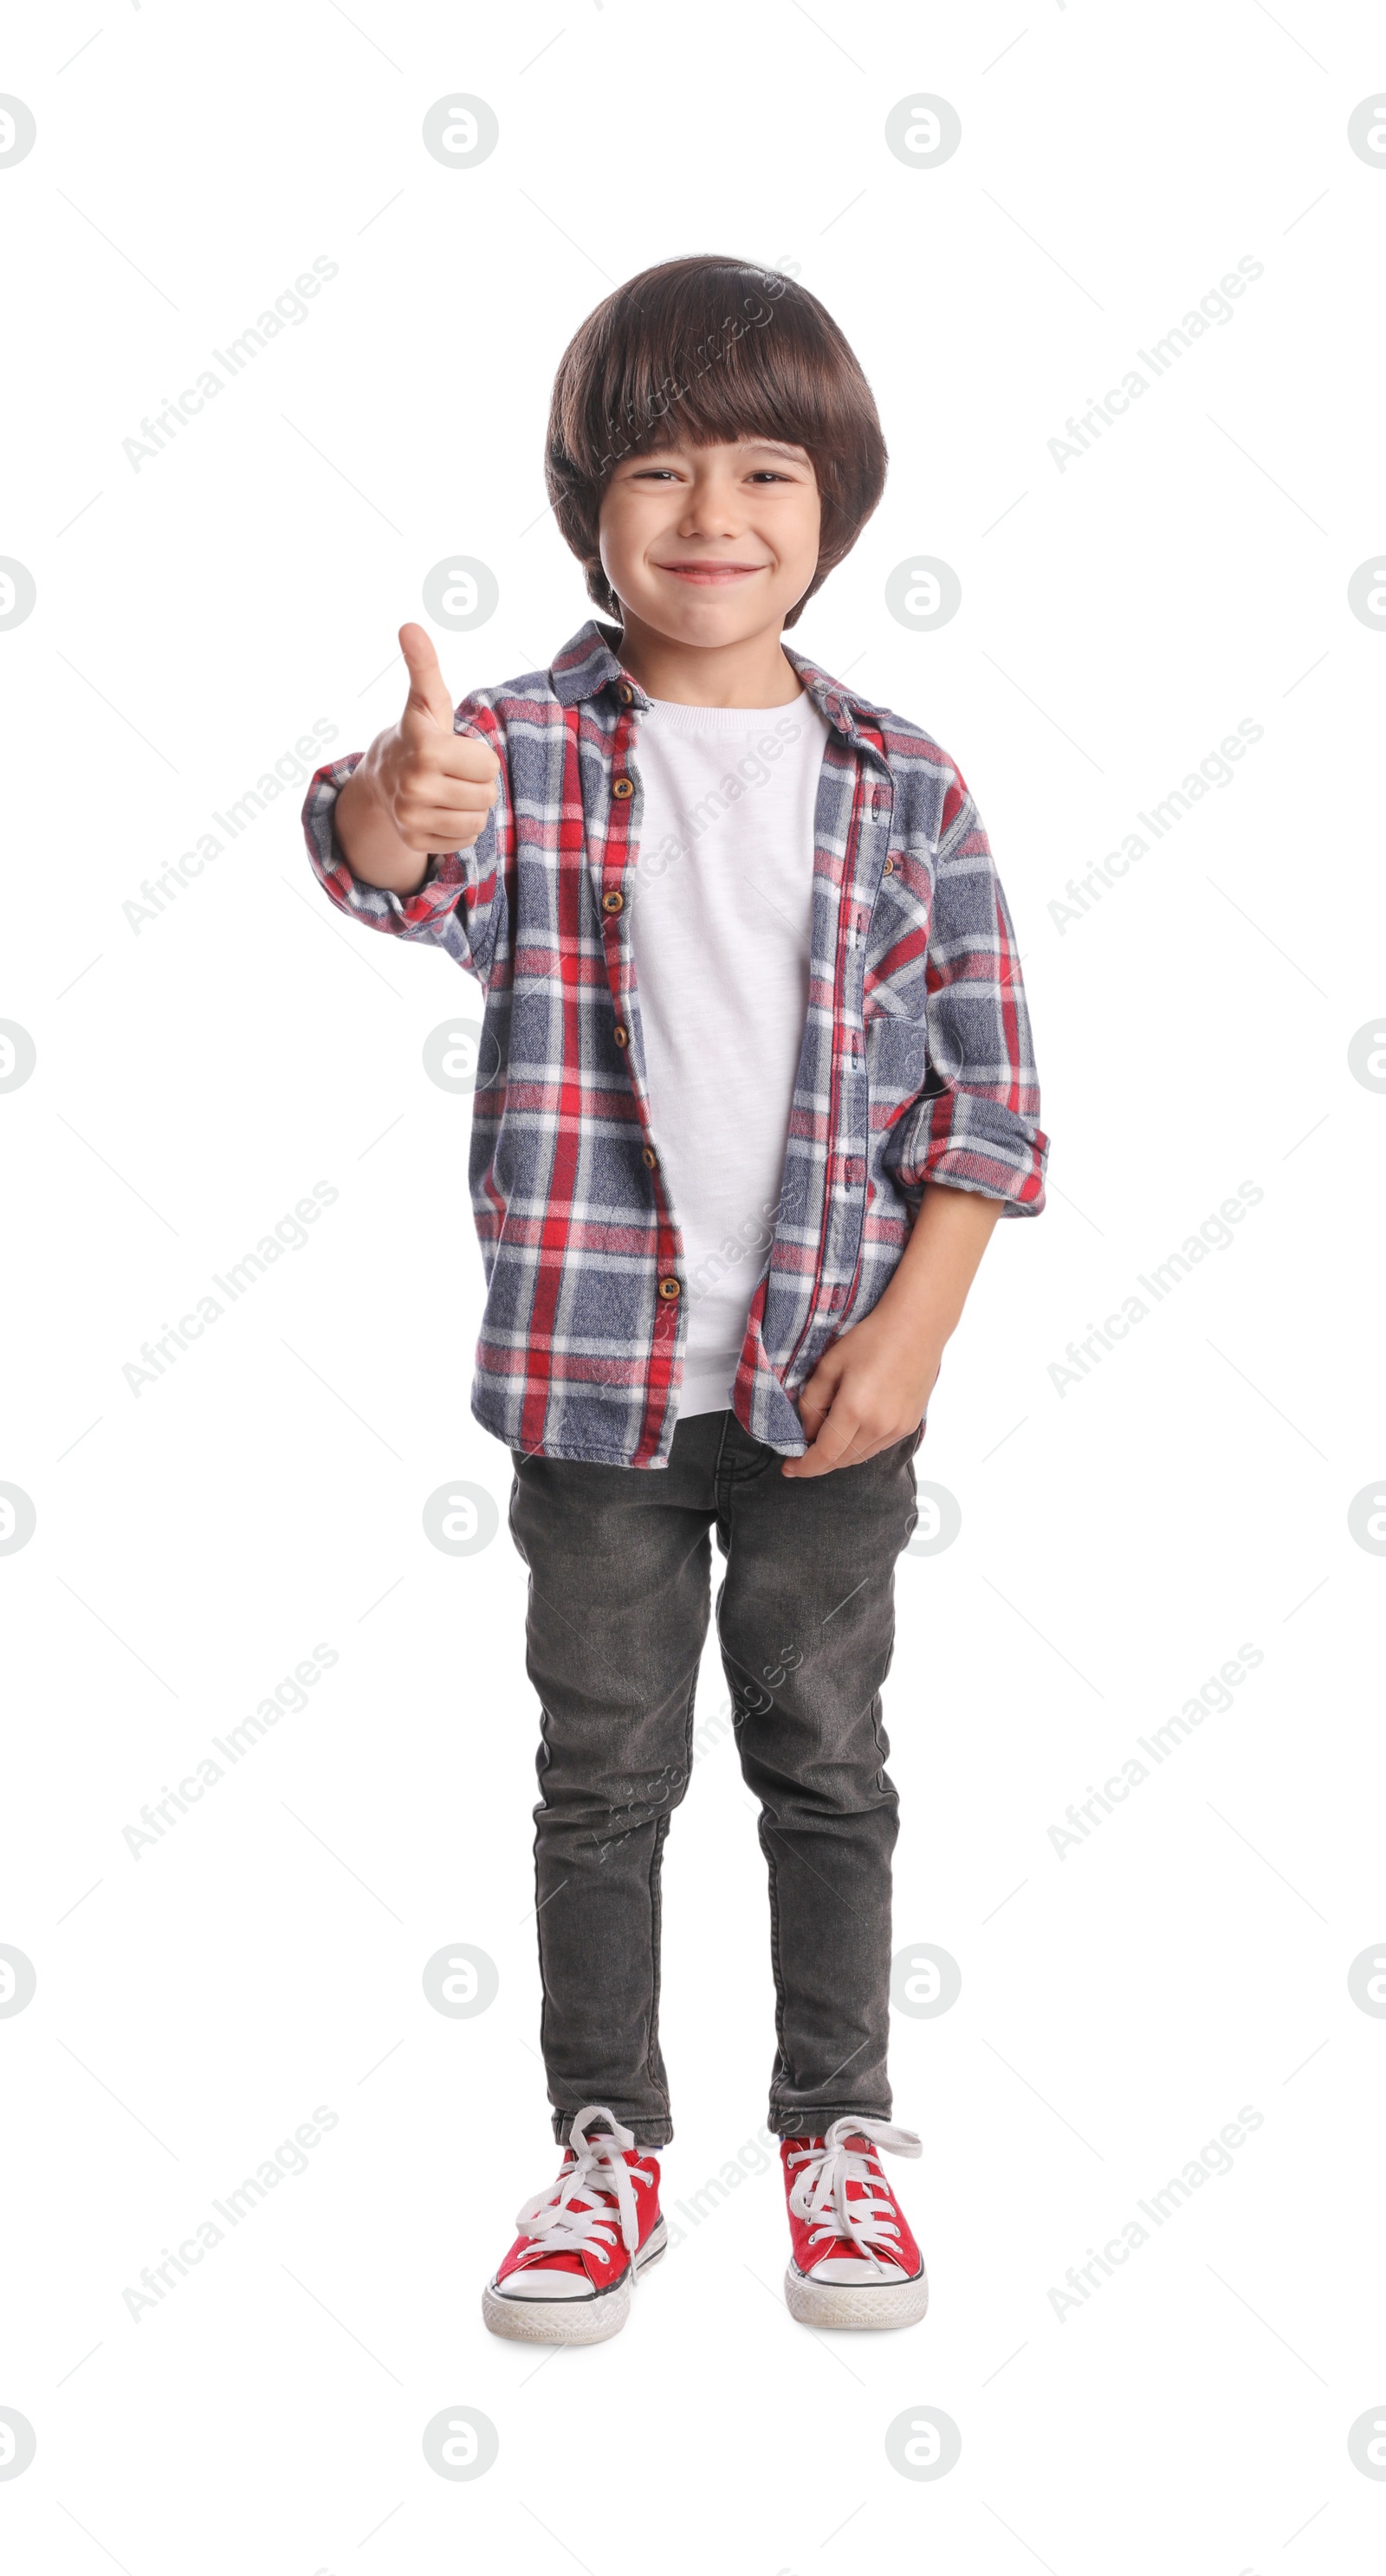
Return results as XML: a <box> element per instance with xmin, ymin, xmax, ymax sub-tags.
<box><xmin>302</xmin><ymin>618</ymin><xmax>1048</xmax><ymax>1467</ymax></box>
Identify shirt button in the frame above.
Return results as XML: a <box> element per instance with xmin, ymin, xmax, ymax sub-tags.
<box><xmin>619</xmin><ymin>682</ymin><xmax>634</xmax><ymax>704</ymax></box>
<box><xmin>657</xmin><ymin>1276</ymin><xmax>681</xmax><ymax>1301</ymax></box>
<box><xmin>602</xmin><ymin>890</ymin><xmax>624</xmax><ymax>914</ymax></box>
<box><xmin>613</xmin><ymin>1023</ymin><xmax>630</xmax><ymax>1047</ymax></box>
<box><xmin>883</xmin><ymin>857</ymin><xmax>895</xmax><ymax>875</ymax></box>
<box><xmin>642</xmin><ymin>1145</ymin><xmax>657</xmax><ymax>1168</ymax></box>
<box><xmin>612</xmin><ymin>776</ymin><xmax>634</xmax><ymax>799</ymax></box>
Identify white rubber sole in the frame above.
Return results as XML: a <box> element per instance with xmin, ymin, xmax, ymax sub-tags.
<box><xmin>784</xmin><ymin>2256</ymin><xmax>929</xmax><ymax>2330</ymax></box>
<box><xmin>482</xmin><ymin>2220</ymin><xmax>667</xmax><ymax>2344</ymax></box>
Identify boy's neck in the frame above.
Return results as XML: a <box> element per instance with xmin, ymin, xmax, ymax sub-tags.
<box><xmin>608</xmin><ymin>610</ymin><xmax>804</xmax><ymax>709</ymax></box>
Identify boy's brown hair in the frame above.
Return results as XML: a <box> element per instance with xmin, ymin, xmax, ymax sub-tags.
<box><xmin>546</xmin><ymin>255</ymin><xmax>888</xmax><ymax>631</ymax></box>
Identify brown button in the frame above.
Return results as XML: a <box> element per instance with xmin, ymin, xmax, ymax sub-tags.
<box><xmin>619</xmin><ymin>683</ymin><xmax>634</xmax><ymax>703</ymax></box>
<box><xmin>602</xmin><ymin>890</ymin><xmax>624</xmax><ymax>914</ymax></box>
<box><xmin>657</xmin><ymin>1277</ymin><xmax>681</xmax><ymax>1301</ymax></box>
<box><xmin>612</xmin><ymin>776</ymin><xmax>634</xmax><ymax>799</ymax></box>
<box><xmin>642</xmin><ymin>1145</ymin><xmax>657</xmax><ymax>1168</ymax></box>
<box><xmin>612</xmin><ymin>1023</ymin><xmax>630</xmax><ymax>1047</ymax></box>
<box><xmin>883</xmin><ymin>857</ymin><xmax>895</xmax><ymax>875</ymax></box>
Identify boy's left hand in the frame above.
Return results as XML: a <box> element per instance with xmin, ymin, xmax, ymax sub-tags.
<box><xmin>781</xmin><ymin>1302</ymin><xmax>942</xmax><ymax>1478</ymax></box>
<box><xmin>780</xmin><ymin>1182</ymin><xmax>1003</xmax><ymax>1478</ymax></box>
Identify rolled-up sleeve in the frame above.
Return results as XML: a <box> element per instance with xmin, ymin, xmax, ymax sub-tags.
<box><xmin>890</xmin><ymin>768</ymin><xmax>1049</xmax><ymax>1215</ymax></box>
<box><xmin>301</xmin><ymin>697</ymin><xmax>509</xmax><ymax>986</ymax></box>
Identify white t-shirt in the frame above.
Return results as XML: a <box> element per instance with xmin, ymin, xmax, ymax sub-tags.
<box><xmin>627</xmin><ymin>689</ymin><xmax>830</xmax><ymax>1419</ymax></box>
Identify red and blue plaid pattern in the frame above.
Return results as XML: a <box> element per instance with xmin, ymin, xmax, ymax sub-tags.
<box><xmin>302</xmin><ymin>619</ymin><xmax>1048</xmax><ymax>1466</ymax></box>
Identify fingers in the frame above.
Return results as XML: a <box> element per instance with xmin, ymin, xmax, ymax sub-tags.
<box><xmin>393</xmin><ymin>625</ymin><xmax>500</xmax><ymax>788</ymax></box>
<box><xmin>393</xmin><ymin>754</ymin><xmax>496</xmax><ymax>854</ymax></box>
<box><xmin>794</xmin><ymin>1362</ymin><xmax>839</xmax><ymax>1433</ymax></box>
<box><xmin>782</xmin><ymin>1366</ymin><xmax>848</xmax><ymax>1477</ymax></box>
<box><xmin>782</xmin><ymin>1397</ymin><xmax>921</xmax><ymax>1479</ymax></box>
<box><xmin>398</xmin><ymin>621</ymin><xmax>456</xmax><ymax>730</ymax></box>
<box><xmin>786</xmin><ymin>1432</ymin><xmax>893</xmax><ymax>1479</ymax></box>
<box><xmin>392</xmin><ymin>783</ymin><xmax>495</xmax><ymax>855</ymax></box>
<box><xmin>398</xmin><ymin>730</ymin><xmax>500</xmax><ymax>790</ymax></box>
<box><xmin>782</xmin><ymin>1403</ymin><xmax>865</xmax><ymax>1479</ymax></box>
<box><xmin>385</xmin><ymin>617</ymin><xmax>500</xmax><ymax>853</ymax></box>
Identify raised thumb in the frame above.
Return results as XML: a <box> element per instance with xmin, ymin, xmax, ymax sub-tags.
<box><xmin>398</xmin><ymin>622</ymin><xmax>455</xmax><ymax>728</ymax></box>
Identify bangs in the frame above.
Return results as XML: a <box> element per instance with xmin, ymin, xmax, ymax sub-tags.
<box><xmin>567</xmin><ymin>263</ymin><xmax>860</xmax><ymax>472</ymax></box>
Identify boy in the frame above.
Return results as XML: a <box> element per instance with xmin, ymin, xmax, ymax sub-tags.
<box><xmin>302</xmin><ymin>255</ymin><xmax>1047</xmax><ymax>2344</ymax></box>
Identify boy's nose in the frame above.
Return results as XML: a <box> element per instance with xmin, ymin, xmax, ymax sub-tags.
<box><xmin>677</xmin><ymin>505</ymin><xmax>742</xmax><ymax>537</ymax></box>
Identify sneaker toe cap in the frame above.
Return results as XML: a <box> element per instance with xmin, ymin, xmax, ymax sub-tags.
<box><xmin>804</xmin><ymin>2255</ymin><xmax>916</xmax><ymax>2287</ymax></box>
<box><xmin>493</xmin><ymin>2267</ymin><xmax>597</xmax><ymax>2302</ymax></box>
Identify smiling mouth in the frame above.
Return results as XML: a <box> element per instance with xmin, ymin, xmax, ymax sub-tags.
<box><xmin>655</xmin><ymin>562</ymin><xmax>767</xmax><ymax>583</ymax></box>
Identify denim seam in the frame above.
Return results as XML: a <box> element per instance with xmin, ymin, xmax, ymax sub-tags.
<box><xmin>761</xmin><ymin>1821</ymin><xmax>791</xmax><ymax>2114</ymax></box>
<box><xmin>644</xmin><ymin>1810</ymin><xmax>673</xmax><ymax>2124</ymax></box>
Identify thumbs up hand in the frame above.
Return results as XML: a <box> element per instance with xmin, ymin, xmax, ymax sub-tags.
<box><xmin>379</xmin><ymin>623</ymin><xmax>500</xmax><ymax>854</ymax></box>
<box><xmin>333</xmin><ymin>624</ymin><xmax>501</xmax><ymax>894</ymax></box>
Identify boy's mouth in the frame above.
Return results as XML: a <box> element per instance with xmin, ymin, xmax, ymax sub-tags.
<box><xmin>654</xmin><ymin>561</ymin><xmax>767</xmax><ymax>585</ymax></box>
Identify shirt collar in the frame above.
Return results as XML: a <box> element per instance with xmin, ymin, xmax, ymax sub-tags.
<box><xmin>548</xmin><ymin>618</ymin><xmax>886</xmax><ymax>748</ymax></box>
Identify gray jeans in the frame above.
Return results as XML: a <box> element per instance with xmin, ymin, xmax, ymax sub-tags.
<box><xmin>508</xmin><ymin>1407</ymin><xmax>923</xmax><ymax>2146</ymax></box>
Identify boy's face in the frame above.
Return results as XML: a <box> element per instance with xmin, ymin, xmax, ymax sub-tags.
<box><xmin>597</xmin><ymin>436</ymin><xmax>821</xmax><ymax>646</ymax></box>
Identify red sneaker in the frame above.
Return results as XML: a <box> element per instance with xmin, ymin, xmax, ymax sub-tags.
<box><xmin>780</xmin><ymin>2117</ymin><xmax>929</xmax><ymax>2328</ymax></box>
<box><xmin>482</xmin><ymin>2106</ymin><xmax>667</xmax><ymax>2344</ymax></box>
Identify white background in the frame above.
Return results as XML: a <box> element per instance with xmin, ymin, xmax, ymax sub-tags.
<box><xmin>3</xmin><ymin>2</ymin><xmax>1384</xmax><ymax>2568</ymax></box>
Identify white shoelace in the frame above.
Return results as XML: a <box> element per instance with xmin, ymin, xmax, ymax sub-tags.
<box><xmin>512</xmin><ymin>2106</ymin><xmax>655</xmax><ymax>2279</ymax></box>
<box><xmin>787</xmin><ymin>2116</ymin><xmax>922</xmax><ymax>2269</ymax></box>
